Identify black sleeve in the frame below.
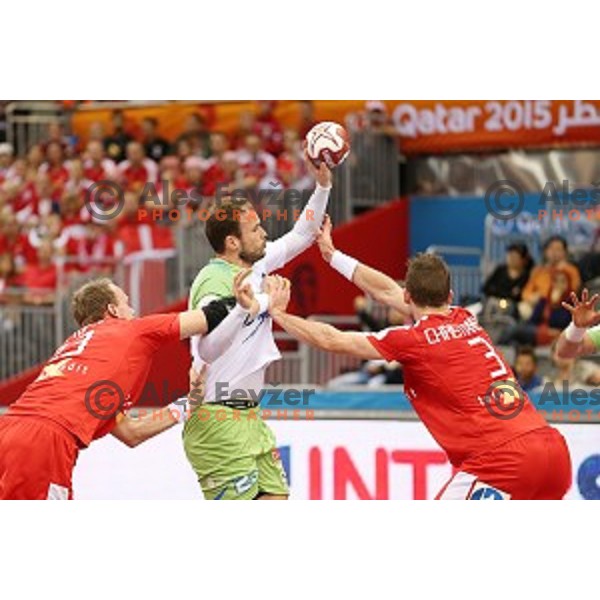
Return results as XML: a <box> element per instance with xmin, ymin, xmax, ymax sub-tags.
<box><xmin>201</xmin><ymin>296</ymin><xmax>237</xmax><ymax>333</ymax></box>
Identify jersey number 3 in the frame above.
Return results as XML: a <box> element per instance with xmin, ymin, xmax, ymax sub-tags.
<box><xmin>467</xmin><ymin>336</ymin><xmax>508</xmax><ymax>379</ymax></box>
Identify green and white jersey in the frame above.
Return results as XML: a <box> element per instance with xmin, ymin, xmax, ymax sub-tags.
<box><xmin>189</xmin><ymin>184</ymin><xmax>331</xmax><ymax>402</ymax></box>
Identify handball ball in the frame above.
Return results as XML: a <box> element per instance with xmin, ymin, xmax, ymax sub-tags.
<box><xmin>305</xmin><ymin>121</ymin><xmax>350</xmax><ymax>169</ymax></box>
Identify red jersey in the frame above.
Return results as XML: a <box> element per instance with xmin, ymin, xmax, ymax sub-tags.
<box><xmin>7</xmin><ymin>314</ymin><xmax>180</xmax><ymax>447</ymax></box>
<box><xmin>367</xmin><ymin>307</ymin><xmax>547</xmax><ymax>467</ymax></box>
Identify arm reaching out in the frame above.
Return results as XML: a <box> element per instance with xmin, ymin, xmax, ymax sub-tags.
<box><xmin>263</xmin><ymin>154</ymin><xmax>332</xmax><ymax>273</ymax></box>
<box><xmin>111</xmin><ymin>406</ymin><xmax>179</xmax><ymax>447</ymax></box>
<box><xmin>317</xmin><ymin>215</ymin><xmax>411</xmax><ymax>318</ymax></box>
<box><xmin>178</xmin><ymin>269</ymin><xmax>259</xmax><ymax>340</ymax></box>
<box><xmin>267</xmin><ymin>275</ymin><xmax>382</xmax><ymax>359</ymax></box>
<box><xmin>556</xmin><ymin>289</ymin><xmax>600</xmax><ymax>358</ymax></box>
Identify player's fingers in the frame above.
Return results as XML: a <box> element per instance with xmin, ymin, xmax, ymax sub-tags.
<box><xmin>234</xmin><ymin>268</ymin><xmax>252</xmax><ymax>287</ymax></box>
<box><xmin>561</xmin><ymin>302</ymin><xmax>575</xmax><ymax>314</ymax></box>
<box><xmin>590</xmin><ymin>294</ymin><xmax>600</xmax><ymax>307</ymax></box>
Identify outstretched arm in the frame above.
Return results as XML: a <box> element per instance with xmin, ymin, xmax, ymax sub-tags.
<box><xmin>317</xmin><ymin>215</ymin><xmax>411</xmax><ymax>318</ymax></box>
<box><xmin>111</xmin><ymin>407</ymin><xmax>179</xmax><ymax>448</ymax></box>
<box><xmin>273</xmin><ymin>310</ymin><xmax>382</xmax><ymax>359</ymax></box>
<box><xmin>266</xmin><ymin>276</ymin><xmax>382</xmax><ymax>359</ymax></box>
<box><xmin>263</xmin><ymin>154</ymin><xmax>332</xmax><ymax>273</ymax></box>
<box><xmin>179</xmin><ymin>270</ymin><xmax>258</xmax><ymax>340</ymax></box>
<box><xmin>556</xmin><ymin>289</ymin><xmax>600</xmax><ymax>358</ymax></box>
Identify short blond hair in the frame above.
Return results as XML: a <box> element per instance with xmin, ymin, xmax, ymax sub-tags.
<box><xmin>71</xmin><ymin>278</ymin><xmax>117</xmax><ymax>327</ymax></box>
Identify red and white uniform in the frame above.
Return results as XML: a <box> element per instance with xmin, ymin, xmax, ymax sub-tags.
<box><xmin>83</xmin><ymin>158</ymin><xmax>117</xmax><ymax>182</ymax></box>
<box><xmin>0</xmin><ymin>314</ymin><xmax>180</xmax><ymax>499</ymax></box>
<box><xmin>39</xmin><ymin>162</ymin><xmax>70</xmax><ymax>201</ymax></box>
<box><xmin>366</xmin><ymin>307</ymin><xmax>571</xmax><ymax>499</ymax></box>
<box><xmin>117</xmin><ymin>159</ymin><xmax>158</xmax><ymax>191</ymax></box>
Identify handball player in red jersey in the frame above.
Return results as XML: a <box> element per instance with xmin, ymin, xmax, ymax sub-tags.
<box><xmin>266</xmin><ymin>218</ymin><xmax>572</xmax><ymax>500</ymax></box>
<box><xmin>0</xmin><ymin>271</ymin><xmax>265</xmax><ymax>500</ymax></box>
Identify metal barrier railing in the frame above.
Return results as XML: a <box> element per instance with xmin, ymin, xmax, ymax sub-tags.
<box><xmin>299</xmin><ymin>315</ymin><xmax>365</xmax><ymax>385</ymax></box>
<box><xmin>5</xmin><ymin>102</ymin><xmax>69</xmax><ymax>156</ymax></box>
<box><xmin>0</xmin><ymin>297</ymin><xmax>57</xmax><ymax>381</ymax></box>
<box><xmin>344</xmin><ymin>129</ymin><xmax>400</xmax><ymax>207</ymax></box>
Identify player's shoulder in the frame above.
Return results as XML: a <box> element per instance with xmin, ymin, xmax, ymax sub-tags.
<box><xmin>369</xmin><ymin>324</ymin><xmax>414</xmax><ymax>341</ymax></box>
<box><xmin>190</xmin><ymin>259</ymin><xmax>237</xmax><ymax>289</ymax></box>
<box><xmin>189</xmin><ymin>259</ymin><xmax>239</xmax><ymax>307</ymax></box>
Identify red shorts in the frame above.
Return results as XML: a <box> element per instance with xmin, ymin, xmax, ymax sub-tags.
<box><xmin>436</xmin><ymin>426</ymin><xmax>572</xmax><ymax>500</ymax></box>
<box><xmin>0</xmin><ymin>416</ymin><xmax>79</xmax><ymax>500</ymax></box>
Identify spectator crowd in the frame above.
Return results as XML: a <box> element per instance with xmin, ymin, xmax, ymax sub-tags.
<box><xmin>0</xmin><ymin>101</ymin><xmax>320</xmax><ymax>305</ymax></box>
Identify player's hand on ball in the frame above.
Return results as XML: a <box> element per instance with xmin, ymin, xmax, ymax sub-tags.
<box><xmin>562</xmin><ymin>289</ymin><xmax>600</xmax><ymax>328</ymax></box>
<box><xmin>317</xmin><ymin>214</ymin><xmax>335</xmax><ymax>263</ymax></box>
<box><xmin>265</xmin><ymin>275</ymin><xmax>291</xmax><ymax>314</ymax></box>
<box><xmin>233</xmin><ymin>269</ymin><xmax>256</xmax><ymax>312</ymax></box>
<box><xmin>303</xmin><ymin>146</ymin><xmax>332</xmax><ymax>189</ymax></box>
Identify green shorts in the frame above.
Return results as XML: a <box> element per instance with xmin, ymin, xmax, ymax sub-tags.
<box><xmin>182</xmin><ymin>404</ymin><xmax>289</xmax><ymax>500</ymax></box>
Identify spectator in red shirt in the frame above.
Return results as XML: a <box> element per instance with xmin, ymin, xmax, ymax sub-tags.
<box><xmin>40</xmin><ymin>141</ymin><xmax>69</xmax><ymax>201</ymax></box>
<box><xmin>0</xmin><ymin>211</ymin><xmax>37</xmax><ymax>272</ymax></box>
<box><xmin>201</xmin><ymin>132</ymin><xmax>234</xmax><ymax>197</ymax></box>
<box><xmin>254</xmin><ymin>100</ymin><xmax>283</xmax><ymax>156</ymax></box>
<box><xmin>277</xmin><ymin>129</ymin><xmax>313</xmax><ymax>190</ymax></box>
<box><xmin>142</xmin><ymin>117</ymin><xmax>171</xmax><ymax>163</ymax></box>
<box><xmin>83</xmin><ymin>140</ymin><xmax>117</xmax><ymax>182</ymax></box>
<box><xmin>182</xmin><ymin>156</ymin><xmax>204</xmax><ymax>198</ymax></box>
<box><xmin>237</xmin><ymin>133</ymin><xmax>277</xmax><ymax>192</ymax></box>
<box><xmin>59</xmin><ymin>191</ymin><xmax>90</xmax><ymax>236</ymax></box>
<box><xmin>116</xmin><ymin>191</ymin><xmax>173</xmax><ymax>255</ymax></box>
<box><xmin>27</xmin><ymin>144</ymin><xmax>45</xmax><ymax>172</ymax></box>
<box><xmin>65</xmin><ymin>158</ymin><xmax>94</xmax><ymax>200</ymax></box>
<box><xmin>175</xmin><ymin>137</ymin><xmax>193</xmax><ymax>168</ymax></box>
<box><xmin>41</xmin><ymin>122</ymin><xmax>73</xmax><ymax>157</ymax></box>
<box><xmin>64</xmin><ymin>222</ymin><xmax>116</xmax><ymax>274</ymax></box>
<box><xmin>117</xmin><ymin>141</ymin><xmax>158</xmax><ymax>192</ymax></box>
<box><xmin>21</xmin><ymin>240</ymin><xmax>57</xmax><ymax>305</ymax></box>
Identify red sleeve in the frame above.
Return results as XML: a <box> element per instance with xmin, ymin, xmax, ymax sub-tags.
<box><xmin>366</xmin><ymin>326</ymin><xmax>418</xmax><ymax>363</ymax></box>
<box><xmin>131</xmin><ymin>313</ymin><xmax>181</xmax><ymax>350</ymax></box>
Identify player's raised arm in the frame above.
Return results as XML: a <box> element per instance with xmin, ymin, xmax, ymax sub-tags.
<box><xmin>178</xmin><ymin>269</ymin><xmax>260</xmax><ymax>339</ymax></box>
<box><xmin>556</xmin><ymin>289</ymin><xmax>600</xmax><ymax>358</ymax></box>
<box><xmin>317</xmin><ymin>215</ymin><xmax>411</xmax><ymax>318</ymax></box>
<box><xmin>262</xmin><ymin>154</ymin><xmax>332</xmax><ymax>273</ymax></box>
<box><xmin>267</xmin><ymin>275</ymin><xmax>382</xmax><ymax>359</ymax></box>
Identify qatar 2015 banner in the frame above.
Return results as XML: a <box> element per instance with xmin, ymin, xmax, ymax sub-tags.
<box><xmin>72</xmin><ymin>100</ymin><xmax>600</xmax><ymax>155</ymax></box>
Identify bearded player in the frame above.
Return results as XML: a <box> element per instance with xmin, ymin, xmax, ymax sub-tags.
<box><xmin>0</xmin><ymin>272</ymin><xmax>265</xmax><ymax>500</ymax></box>
<box><xmin>265</xmin><ymin>220</ymin><xmax>572</xmax><ymax>500</ymax></box>
<box><xmin>183</xmin><ymin>154</ymin><xmax>331</xmax><ymax>500</ymax></box>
